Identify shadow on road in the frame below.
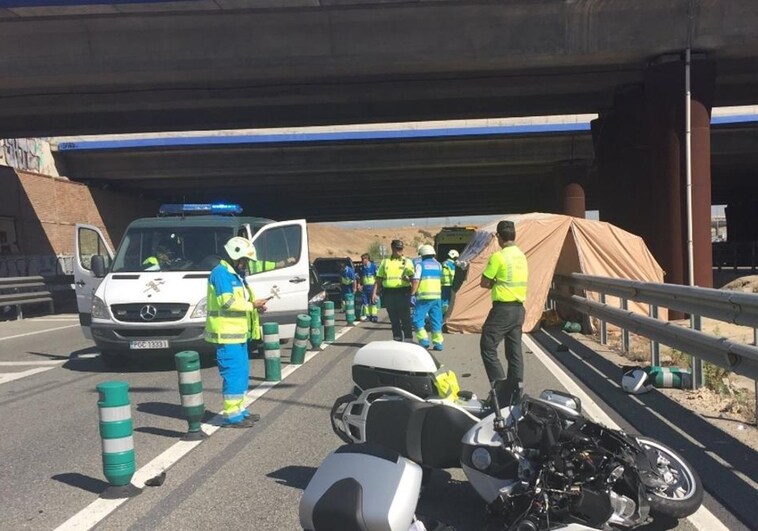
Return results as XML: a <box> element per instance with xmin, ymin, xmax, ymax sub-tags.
<box><xmin>62</xmin><ymin>347</ymin><xmax>181</xmax><ymax>373</ymax></box>
<box><xmin>267</xmin><ymin>465</ymin><xmax>317</xmax><ymax>490</ymax></box>
<box><xmin>51</xmin><ymin>473</ymin><xmax>108</xmax><ymax>494</ymax></box>
<box><xmin>533</xmin><ymin>327</ymin><xmax>758</xmax><ymax>530</ymax></box>
<box><xmin>136</xmin><ymin>401</ymin><xmax>183</xmax><ymax>420</ymax></box>
<box><xmin>135</xmin><ymin>426</ymin><xmax>186</xmax><ymax>439</ymax></box>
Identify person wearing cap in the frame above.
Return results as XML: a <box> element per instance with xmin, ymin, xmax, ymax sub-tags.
<box><xmin>374</xmin><ymin>239</ymin><xmax>415</xmax><ymax>341</ymax></box>
<box><xmin>411</xmin><ymin>244</ymin><xmax>444</xmax><ymax>350</ymax></box>
<box><xmin>205</xmin><ymin>236</ymin><xmax>269</xmax><ymax>428</ymax></box>
<box><xmin>441</xmin><ymin>249</ymin><xmax>459</xmax><ymax>315</ymax></box>
<box><xmin>479</xmin><ymin>220</ymin><xmax>529</xmax><ymax>391</ymax></box>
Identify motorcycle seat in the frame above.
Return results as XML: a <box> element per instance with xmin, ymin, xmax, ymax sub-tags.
<box><xmin>365</xmin><ymin>399</ymin><xmax>477</xmax><ymax>469</ymax></box>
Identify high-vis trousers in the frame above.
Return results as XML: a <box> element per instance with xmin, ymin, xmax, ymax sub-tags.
<box><xmin>361</xmin><ymin>285</ymin><xmax>378</xmax><ymax>318</ymax></box>
<box><xmin>216</xmin><ymin>342</ymin><xmax>250</xmax><ymax>424</ymax></box>
<box><xmin>441</xmin><ymin>286</ymin><xmax>452</xmax><ymax>314</ymax></box>
<box><xmin>413</xmin><ymin>298</ymin><xmax>444</xmax><ymax>350</ymax></box>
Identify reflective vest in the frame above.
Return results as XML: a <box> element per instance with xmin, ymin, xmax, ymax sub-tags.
<box><xmin>143</xmin><ymin>256</ymin><xmax>159</xmax><ymax>268</ymax></box>
<box><xmin>205</xmin><ymin>260</ymin><xmax>261</xmax><ymax>344</ymax></box>
<box><xmin>441</xmin><ymin>259</ymin><xmax>456</xmax><ymax>287</ymax></box>
<box><xmin>416</xmin><ymin>258</ymin><xmax>442</xmax><ymax>300</ymax></box>
<box><xmin>378</xmin><ymin>256</ymin><xmax>414</xmax><ymax>288</ymax></box>
<box><xmin>248</xmin><ymin>260</ymin><xmax>277</xmax><ymax>275</ymax></box>
<box><xmin>488</xmin><ymin>246</ymin><xmax>528</xmax><ymax>303</ymax></box>
<box><xmin>341</xmin><ymin>267</ymin><xmax>355</xmax><ymax>286</ymax></box>
<box><xmin>359</xmin><ymin>262</ymin><xmax>377</xmax><ymax>286</ymax></box>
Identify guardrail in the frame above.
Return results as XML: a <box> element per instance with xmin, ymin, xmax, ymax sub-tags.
<box><xmin>549</xmin><ymin>273</ymin><xmax>758</xmax><ymax>421</ymax></box>
<box><xmin>0</xmin><ymin>276</ymin><xmax>55</xmax><ymax>319</ymax></box>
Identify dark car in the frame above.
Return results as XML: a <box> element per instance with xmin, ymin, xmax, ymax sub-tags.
<box><xmin>312</xmin><ymin>257</ymin><xmax>353</xmax><ymax>304</ymax></box>
<box><xmin>308</xmin><ymin>265</ymin><xmax>333</xmax><ymax>308</ymax></box>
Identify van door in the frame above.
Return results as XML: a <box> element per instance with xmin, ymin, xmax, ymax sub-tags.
<box><xmin>74</xmin><ymin>224</ymin><xmax>114</xmax><ymax>338</ymax></box>
<box><xmin>247</xmin><ymin>219</ymin><xmax>308</xmax><ymax>336</ymax></box>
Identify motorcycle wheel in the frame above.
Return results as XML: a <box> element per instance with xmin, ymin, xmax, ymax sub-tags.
<box><xmin>636</xmin><ymin>437</ymin><xmax>704</xmax><ymax>518</ymax></box>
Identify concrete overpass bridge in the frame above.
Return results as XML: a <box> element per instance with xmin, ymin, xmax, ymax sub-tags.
<box><xmin>4</xmin><ymin>0</ymin><xmax>758</xmax><ymax>288</ymax></box>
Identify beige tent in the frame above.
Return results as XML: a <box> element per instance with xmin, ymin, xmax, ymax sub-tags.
<box><xmin>446</xmin><ymin>213</ymin><xmax>665</xmax><ymax>334</ymax></box>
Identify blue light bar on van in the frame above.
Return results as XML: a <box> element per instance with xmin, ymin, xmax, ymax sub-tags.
<box><xmin>158</xmin><ymin>203</ymin><xmax>243</xmax><ymax>216</ymax></box>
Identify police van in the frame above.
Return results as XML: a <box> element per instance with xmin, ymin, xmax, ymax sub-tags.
<box><xmin>73</xmin><ymin>203</ymin><xmax>309</xmax><ymax>365</ymax></box>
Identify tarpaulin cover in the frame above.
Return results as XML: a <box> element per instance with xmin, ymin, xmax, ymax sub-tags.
<box><xmin>446</xmin><ymin>213</ymin><xmax>665</xmax><ymax>333</ymax></box>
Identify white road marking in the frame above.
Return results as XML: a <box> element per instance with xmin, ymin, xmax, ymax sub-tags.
<box><xmin>0</xmin><ymin>324</ymin><xmax>79</xmax><ymax>342</ymax></box>
<box><xmin>27</xmin><ymin>318</ymin><xmax>80</xmax><ymax>323</ymax></box>
<box><xmin>55</xmin><ymin>323</ymin><xmax>358</xmax><ymax>531</ymax></box>
<box><xmin>523</xmin><ymin>334</ymin><xmax>729</xmax><ymax>531</ymax></box>
<box><xmin>0</xmin><ymin>360</ymin><xmax>66</xmax><ymax>366</ymax></box>
<box><xmin>0</xmin><ymin>366</ymin><xmax>58</xmax><ymax>385</ymax></box>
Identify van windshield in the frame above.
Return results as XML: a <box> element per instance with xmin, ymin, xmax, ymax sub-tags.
<box><xmin>111</xmin><ymin>226</ymin><xmax>234</xmax><ymax>273</ymax></box>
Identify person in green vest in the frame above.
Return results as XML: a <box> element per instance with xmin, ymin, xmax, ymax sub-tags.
<box><xmin>441</xmin><ymin>249</ymin><xmax>458</xmax><ymax>315</ymax></box>
<box><xmin>142</xmin><ymin>241</ymin><xmax>175</xmax><ymax>271</ymax></box>
<box><xmin>374</xmin><ymin>240</ymin><xmax>415</xmax><ymax>342</ymax></box>
<box><xmin>205</xmin><ymin>237</ymin><xmax>269</xmax><ymax>428</ymax></box>
<box><xmin>479</xmin><ymin>220</ymin><xmax>529</xmax><ymax>393</ymax></box>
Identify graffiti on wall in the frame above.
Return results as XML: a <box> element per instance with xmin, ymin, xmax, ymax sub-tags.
<box><xmin>0</xmin><ymin>255</ymin><xmax>73</xmax><ymax>278</ymax></box>
<box><xmin>0</xmin><ymin>138</ymin><xmax>59</xmax><ymax>176</ymax></box>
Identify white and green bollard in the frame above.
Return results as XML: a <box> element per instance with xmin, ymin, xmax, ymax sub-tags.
<box><xmin>345</xmin><ymin>293</ymin><xmax>356</xmax><ymax>325</ymax></box>
<box><xmin>309</xmin><ymin>306</ymin><xmax>323</xmax><ymax>349</ymax></box>
<box><xmin>263</xmin><ymin>322</ymin><xmax>282</xmax><ymax>381</ymax></box>
<box><xmin>648</xmin><ymin>366</ymin><xmax>692</xmax><ymax>389</ymax></box>
<box><xmin>323</xmin><ymin>301</ymin><xmax>336</xmax><ymax>342</ymax></box>
<box><xmin>174</xmin><ymin>351</ymin><xmax>207</xmax><ymax>441</ymax></box>
<box><xmin>97</xmin><ymin>380</ymin><xmax>140</xmax><ymax>497</ymax></box>
<box><xmin>291</xmin><ymin>314</ymin><xmax>311</xmax><ymax>364</ymax></box>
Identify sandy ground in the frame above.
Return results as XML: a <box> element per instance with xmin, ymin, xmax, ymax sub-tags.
<box><xmin>308</xmin><ymin>223</ymin><xmax>441</xmax><ymax>259</ymax></box>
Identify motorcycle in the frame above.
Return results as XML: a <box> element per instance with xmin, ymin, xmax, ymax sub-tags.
<box><xmin>300</xmin><ymin>342</ymin><xmax>703</xmax><ymax>531</ymax></box>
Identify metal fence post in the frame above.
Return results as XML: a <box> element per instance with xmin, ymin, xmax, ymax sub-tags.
<box><xmin>599</xmin><ymin>293</ymin><xmax>607</xmax><ymax>345</ymax></box>
<box><xmin>621</xmin><ymin>298</ymin><xmax>630</xmax><ymax>353</ymax></box>
<box><xmin>691</xmin><ymin>314</ymin><xmax>703</xmax><ymax>389</ymax></box>
<box><xmin>650</xmin><ymin>304</ymin><xmax>660</xmax><ymax>366</ymax></box>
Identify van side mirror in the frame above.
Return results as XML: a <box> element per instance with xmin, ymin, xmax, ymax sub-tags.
<box><xmin>91</xmin><ymin>255</ymin><xmax>107</xmax><ymax>278</ymax></box>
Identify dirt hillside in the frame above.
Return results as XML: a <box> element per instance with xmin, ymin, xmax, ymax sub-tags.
<box><xmin>308</xmin><ymin>223</ymin><xmax>442</xmax><ymax>259</ymax></box>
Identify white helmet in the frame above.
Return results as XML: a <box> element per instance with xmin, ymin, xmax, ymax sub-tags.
<box><xmin>448</xmin><ymin>250</ymin><xmax>460</xmax><ymax>259</ymax></box>
<box><xmin>224</xmin><ymin>237</ymin><xmax>257</xmax><ymax>261</ymax></box>
<box><xmin>621</xmin><ymin>368</ymin><xmax>652</xmax><ymax>394</ymax></box>
<box><xmin>418</xmin><ymin>244</ymin><xmax>436</xmax><ymax>257</ymax></box>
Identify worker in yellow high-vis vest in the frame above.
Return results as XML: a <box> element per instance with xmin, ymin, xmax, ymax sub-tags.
<box><xmin>205</xmin><ymin>237</ymin><xmax>269</xmax><ymax>428</ymax></box>
<box><xmin>479</xmin><ymin>220</ymin><xmax>528</xmax><ymax>394</ymax></box>
<box><xmin>373</xmin><ymin>239</ymin><xmax>415</xmax><ymax>342</ymax></box>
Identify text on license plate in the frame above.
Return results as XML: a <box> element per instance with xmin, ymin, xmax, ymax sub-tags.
<box><xmin>129</xmin><ymin>340</ymin><xmax>169</xmax><ymax>349</ymax></box>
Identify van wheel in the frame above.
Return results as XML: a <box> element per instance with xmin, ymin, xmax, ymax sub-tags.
<box><xmin>100</xmin><ymin>350</ymin><xmax>129</xmax><ymax>368</ymax></box>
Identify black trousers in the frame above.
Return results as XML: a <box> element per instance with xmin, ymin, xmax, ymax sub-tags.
<box><xmin>480</xmin><ymin>302</ymin><xmax>525</xmax><ymax>383</ymax></box>
<box><xmin>382</xmin><ymin>287</ymin><xmax>413</xmax><ymax>341</ymax></box>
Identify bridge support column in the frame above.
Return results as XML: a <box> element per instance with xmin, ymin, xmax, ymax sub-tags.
<box><xmin>645</xmin><ymin>55</ymin><xmax>715</xmax><ymax>288</ymax></box>
<box><xmin>562</xmin><ymin>182</ymin><xmax>585</xmax><ymax>218</ymax></box>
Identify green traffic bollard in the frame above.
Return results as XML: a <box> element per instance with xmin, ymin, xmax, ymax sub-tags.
<box><xmin>323</xmin><ymin>301</ymin><xmax>336</xmax><ymax>342</ymax></box>
<box><xmin>648</xmin><ymin>366</ymin><xmax>692</xmax><ymax>389</ymax></box>
<box><xmin>263</xmin><ymin>322</ymin><xmax>282</xmax><ymax>381</ymax></box>
<box><xmin>345</xmin><ymin>293</ymin><xmax>356</xmax><ymax>325</ymax></box>
<box><xmin>97</xmin><ymin>380</ymin><xmax>140</xmax><ymax>497</ymax></box>
<box><xmin>174</xmin><ymin>351</ymin><xmax>207</xmax><ymax>441</ymax></box>
<box><xmin>291</xmin><ymin>314</ymin><xmax>311</xmax><ymax>364</ymax></box>
<box><xmin>309</xmin><ymin>307</ymin><xmax>323</xmax><ymax>349</ymax></box>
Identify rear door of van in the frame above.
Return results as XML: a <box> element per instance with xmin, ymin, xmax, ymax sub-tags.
<box><xmin>248</xmin><ymin>219</ymin><xmax>309</xmax><ymax>338</ymax></box>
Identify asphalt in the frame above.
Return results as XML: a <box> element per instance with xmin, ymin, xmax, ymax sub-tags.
<box><xmin>0</xmin><ymin>313</ymin><xmax>748</xmax><ymax>531</ymax></box>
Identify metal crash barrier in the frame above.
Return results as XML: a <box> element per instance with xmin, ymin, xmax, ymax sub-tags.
<box><xmin>550</xmin><ymin>273</ymin><xmax>758</xmax><ymax>423</ymax></box>
<box><xmin>0</xmin><ymin>276</ymin><xmax>54</xmax><ymax>319</ymax></box>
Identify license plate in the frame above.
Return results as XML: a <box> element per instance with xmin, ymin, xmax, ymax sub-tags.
<box><xmin>129</xmin><ymin>340</ymin><xmax>169</xmax><ymax>350</ymax></box>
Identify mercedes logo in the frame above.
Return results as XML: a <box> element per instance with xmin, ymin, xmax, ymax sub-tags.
<box><xmin>140</xmin><ymin>305</ymin><xmax>158</xmax><ymax>321</ymax></box>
